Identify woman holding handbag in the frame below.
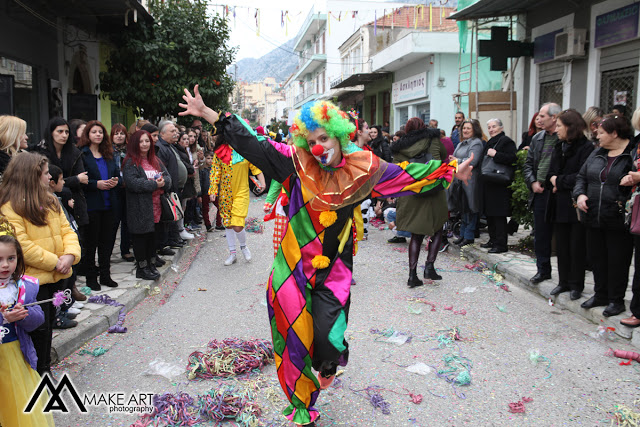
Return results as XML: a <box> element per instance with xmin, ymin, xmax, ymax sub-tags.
<box><xmin>480</xmin><ymin>119</ymin><xmax>517</xmax><ymax>253</ymax></box>
<box><xmin>574</xmin><ymin>114</ymin><xmax>634</xmax><ymax>317</ymax></box>
<box><xmin>546</xmin><ymin>109</ymin><xmax>594</xmax><ymax>300</ymax></box>
<box><xmin>122</xmin><ymin>130</ymin><xmax>171</xmax><ymax>280</ymax></box>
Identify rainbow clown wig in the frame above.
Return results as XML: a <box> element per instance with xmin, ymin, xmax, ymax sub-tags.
<box><xmin>289</xmin><ymin>100</ymin><xmax>359</xmax><ymax>154</ymax></box>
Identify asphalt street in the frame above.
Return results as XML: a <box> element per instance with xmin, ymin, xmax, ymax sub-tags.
<box><xmin>50</xmin><ymin>196</ymin><xmax>640</xmax><ymax>426</ymax></box>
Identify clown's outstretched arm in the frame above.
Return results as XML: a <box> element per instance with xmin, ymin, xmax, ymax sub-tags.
<box><xmin>371</xmin><ymin>154</ymin><xmax>473</xmax><ymax>198</ymax></box>
<box><xmin>179</xmin><ymin>85</ymin><xmax>295</xmax><ymax>183</ymax></box>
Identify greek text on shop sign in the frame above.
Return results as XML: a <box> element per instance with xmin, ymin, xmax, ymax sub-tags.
<box><xmin>393</xmin><ymin>72</ymin><xmax>427</xmax><ymax>104</ymax></box>
<box><xmin>595</xmin><ymin>4</ymin><xmax>640</xmax><ymax>48</ymax></box>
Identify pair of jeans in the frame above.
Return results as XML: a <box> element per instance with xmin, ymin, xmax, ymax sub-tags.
<box><xmin>533</xmin><ymin>192</ymin><xmax>553</xmax><ymax>275</ymax></box>
<box><xmin>385</xmin><ymin>208</ymin><xmax>410</xmax><ymax>238</ymax></box>
<box><xmin>83</xmin><ymin>209</ymin><xmax>115</xmax><ymax>278</ymax></box>
<box><xmin>587</xmin><ymin>227</ymin><xmax>633</xmax><ymax>303</ymax></box>
<box><xmin>459</xmin><ymin>211</ymin><xmax>478</xmax><ymax>240</ymax></box>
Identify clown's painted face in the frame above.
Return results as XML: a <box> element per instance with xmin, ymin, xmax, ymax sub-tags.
<box><xmin>307</xmin><ymin>127</ymin><xmax>342</xmax><ymax>167</ymax></box>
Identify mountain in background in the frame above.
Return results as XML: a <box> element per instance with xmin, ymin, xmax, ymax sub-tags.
<box><xmin>231</xmin><ymin>39</ymin><xmax>298</xmax><ymax>84</ymax></box>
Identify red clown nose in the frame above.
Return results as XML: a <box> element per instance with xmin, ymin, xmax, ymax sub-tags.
<box><xmin>311</xmin><ymin>145</ymin><xmax>325</xmax><ymax>156</ymax></box>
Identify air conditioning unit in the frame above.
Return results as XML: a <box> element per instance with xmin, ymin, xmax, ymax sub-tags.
<box><xmin>554</xmin><ymin>29</ymin><xmax>587</xmax><ymax>60</ymax></box>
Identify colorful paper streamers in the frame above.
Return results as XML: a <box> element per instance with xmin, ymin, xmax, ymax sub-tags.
<box><xmin>187</xmin><ymin>338</ymin><xmax>274</xmax><ymax>380</ymax></box>
<box><xmin>609</xmin><ymin>349</ymin><xmax>640</xmax><ymax>363</ymax></box>
<box><xmin>509</xmin><ymin>396</ymin><xmax>533</xmax><ymax>413</ymax></box>
<box><xmin>434</xmin><ymin>328</ymin><xmax>473</xmax><ymax>397</ymax></box>
<box><xmin>244</xmin><ymin>217</ymin><xmax>264</xmax><ymax>234</ymax></box>
<box><xmin>79</xmin><ymin>346</ymin><xmax>108</xmax><ymax>357</ymax></box>
<box><xmin>609</xmin><ymin>402</ymin><xmax>640</xmax><ymax>426</ymax></box>
<box><xmin>529</xmin><ymin>349</ymin><xmax>553</xmax><ymax>379</ymax></box>
<box><xmin>87</xmin><ymin>294</ymin><xmax>128</xmax><ymax>333</ymax></box>
<box><xmin>132</xmin><ymin>387</ymin><xmax>262</xmax><ymax>427</ymax></box>
<box><xmin>350</xmin><ymin>385</ymin><xmax>391</xmax><ymax>415</ymax></box>
<box><xmin>135</xmin><ymin>282</ymin><xmax>161</xmax><ymax>296</ymax></box>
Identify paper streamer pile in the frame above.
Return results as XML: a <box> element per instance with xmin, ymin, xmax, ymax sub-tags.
<box><xmin>132</xmin><ymin>387</ymin><xmax>262</xmax><ymax>427</ymax></box>
<box><xmin>187</xmin><ymin>338</ymin><xmax>274</xmax><ymax>380</ymax></box>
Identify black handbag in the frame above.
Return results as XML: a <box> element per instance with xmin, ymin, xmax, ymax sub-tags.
<box><xmin>160</xmin><ymin>191</ymin><xmax>184</xmax><ymax>222</ymax></box>
<box><xmin>481</xmin><ymin>140</ymin><xmax>514</xmax><ymax>184</ymax></box>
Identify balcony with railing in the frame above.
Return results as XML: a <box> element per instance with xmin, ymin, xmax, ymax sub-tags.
<box><xmin>292</xmin><ymin>53</ymin><xmax>326</xmax><ymax>82</ymax></box>
<box><xmin>293</xmin><ymin>6</ymin><xmax>327</xmax><ymax>52</ymax></box>
<box><xmin>294</xmin><ymin>88</ymin><xmax>322</xmax><ymax>108</ymax></box>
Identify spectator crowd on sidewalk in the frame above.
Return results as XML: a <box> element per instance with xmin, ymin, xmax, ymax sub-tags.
<box><xmin>0</xmin><ymin>98</ymin><xmax>640</xmax><ymax>416</ymax></box>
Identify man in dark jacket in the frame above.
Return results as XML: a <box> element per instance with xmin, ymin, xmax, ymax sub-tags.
<box><xmin>523</xmin><ymin>102</ymin><xmax>561</xmax><ymax>284</ymax></box>
<box><xmin>155</xmin><ymin>121</ymin><xmax>189</xmax><ymax>250</ymax></box>
<box><xmin>451</xmin><ymin>111</ymin><xmax>465</xmax><ymax>148</ymax></box>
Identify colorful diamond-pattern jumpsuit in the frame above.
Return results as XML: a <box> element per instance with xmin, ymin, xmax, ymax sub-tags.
<box><xmin>219</xmin><ymin>114</ymin><xmax>455</xmax><ymax>425</ymax></box>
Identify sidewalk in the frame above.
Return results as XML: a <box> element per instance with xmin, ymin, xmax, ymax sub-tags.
<box><xmin>51</xmin><ymin>232</ymin><xmax>205</xmax><ymax>365</ymax></box>
<box><xmin>449</xmin><ymin>226</ymin><xmax>640</xmax><ymax>349</ymax></box>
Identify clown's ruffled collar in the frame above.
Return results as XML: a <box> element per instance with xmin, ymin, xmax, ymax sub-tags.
<box><xmin>292</xmin><ymin>146</ymin><xmax>386</xmax><ymax>211</ymax></box>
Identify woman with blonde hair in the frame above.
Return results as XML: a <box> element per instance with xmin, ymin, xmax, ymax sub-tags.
<box><xmin>0</xmin><ymin>151</ymin><xmax>81</xmax><ymax>375</ymax></box>
<box><xmin>583</xmin><ymin>106</ymin><xmax>604</xmax><ymax>146</ymax></box>
<box><xmin>0</xmin><ymin>115</ymin><xmax>28</xmax><ymax>179</ymax></box>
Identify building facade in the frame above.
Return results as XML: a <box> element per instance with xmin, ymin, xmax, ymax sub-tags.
<box><xmin>452</xmin><ymin>0</ymin><xmax>640</xmax><ymax>138</ymax></box>
<box><xmin>0</xmin><ymin>0</ymin><xmax>151</xmax><ymax>137</ymax></box>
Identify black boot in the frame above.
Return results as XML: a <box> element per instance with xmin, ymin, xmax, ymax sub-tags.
<box><xmin>148</xmin><ymin>261</ymin><xmax>161</xmax><ymax>280</ymax></box>
<box><xmin>408</xmin><ymin>234</ymin><xmax>426</xmax><ymax>287</ymax></box>
<box><xmin>136</xmin><ymin>260</ymin><xmax>159</xmax><ymax>281</ymax></box>
<box><xmin>100</xmin><ymin>273</ymin><xmax>118</xmax><ymax>288</ymax></box>
<box><xmin>86</xmin><ymin>275</ymin><xmax>100</xmax><ymax>291</ymax></box>
<box><xmin>424</xmin><ymin>262</ymin><xmax>442</xmax><ymax>280</ymax></box>
<box><xmin>407</xmin><ymin>268</ymin><xmax>423</xmax><ymax>288</ymax></box>
<box><xmin>154</xmin><ymin>255</ymin><xmax>166</xmax><ymax>267</ymax></box>
<box><xmin>425</xmin><ymin>231</ymin><xmax>443</xmax><ymax>280</ymax></box>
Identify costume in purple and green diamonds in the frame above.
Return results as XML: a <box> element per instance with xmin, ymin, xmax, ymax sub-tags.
<box><xmin>218</xmin><ymin>114</ymin><xmax>456</xmax><ymax>425</ymax></box>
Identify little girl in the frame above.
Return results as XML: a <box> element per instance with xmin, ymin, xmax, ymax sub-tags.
<box><xmin>0</xmin><ymin>219</ymin><xmax>55</xmax><ymax>426</ymax></box>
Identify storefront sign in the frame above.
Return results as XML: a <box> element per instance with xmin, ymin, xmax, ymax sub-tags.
<box><xmin>595</xmin><ymin>4</ymin><xmax>640</xmax><ymax>48</ymax></box>
<box><xmin>392</xmin><ymin>72</ymin><xmax>427</xmax><ymax>104</ymax></box>
<box><xmin>533</xmin><ymin>29</ymin><xmax>563</xmax><ymax>64</ymax></box>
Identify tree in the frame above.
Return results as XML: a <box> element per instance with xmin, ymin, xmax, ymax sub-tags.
<box><xmin>509</xmin><ymin>150</ymin><xmax>533</xmax><ymax>229</ymax></box>
<box><xmin>99</xmin><ymin>0</ymin><xmax>235</xmax><ymax>122</ymax></box>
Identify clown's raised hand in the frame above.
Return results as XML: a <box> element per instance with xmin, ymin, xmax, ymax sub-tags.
<box><xmin>456</xmin><ymin>153</ymin><xmax>474</xmax><ymax>185</ymax></box>
<box><xmin>179</xmin><ymin>85</ymin><xmax>220</xmax><ymax>126</ymax></box>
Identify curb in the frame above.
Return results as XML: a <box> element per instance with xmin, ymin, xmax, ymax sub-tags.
<box><xmin>51</xmin><ymin>241</ymin><xmax>198</xmax><ymax>364</ymax></box>
<box><xmin>448</xmin><ymin>242</ymin><xmax>640</xmax><ymax>349</ymax></box>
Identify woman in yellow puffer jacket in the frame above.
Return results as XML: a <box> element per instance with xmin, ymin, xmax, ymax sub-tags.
<box><xmin>0</xmin><ymin>152</ymin><xmax>81</xmax><ymax>374</ymax></box>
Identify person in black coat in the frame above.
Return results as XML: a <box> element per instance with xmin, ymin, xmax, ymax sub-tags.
<box><xmin>480</xmin><ymin>119</ymin><xmax>516</xmax><ymax>253</ymax></box>
<box><xmin>545</xmin><ymin>110</ymin><xmax>594</xmax><ymax>300</ymax></box>
<box><xmin>78</xmin><ymin>121</ymin><xmax>121</xmax><ymax>291</ymax></box>
<box><xmin>369</xmin><ymin>125</ymin><xmax>392</xmax><ymax>162</ymax></box>
<box><xmin>574</xmin><ymin>114</ymin><xmax>634</xmax><ymax>317</ymax></box>
<box><xmin>30</xmin><ymin>117</ymin><xmax>89</xmax><ymax>229</ymax></box>
<box><xmin>122</xmin><ymin>130</ymin><xmax>172</xmax><ymax>281</ymax></box>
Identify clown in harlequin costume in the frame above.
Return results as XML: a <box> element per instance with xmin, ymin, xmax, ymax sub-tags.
<box><xmin>179</xmin><ymin>86</ymin><xmax>473</xmax><ymax>426</ymax></box>
<box><xmin>209</xmin><ymin>133</ymin><xmax>266</xmax><ymax>266</ymax></box>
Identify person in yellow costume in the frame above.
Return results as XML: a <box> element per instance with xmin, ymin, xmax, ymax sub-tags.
<box><xmin>209</xmin><ymin>133</ymin><xmax>265</xmax><ymax>266</ymax></box>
